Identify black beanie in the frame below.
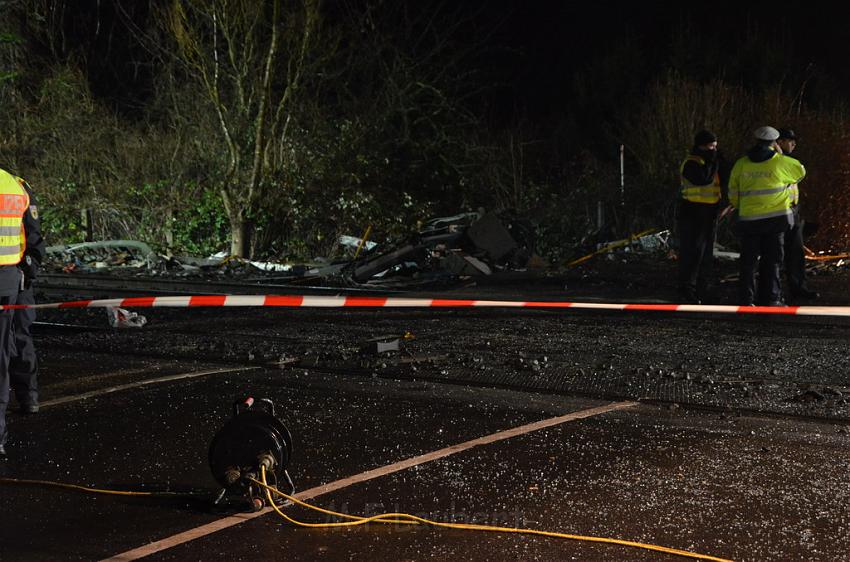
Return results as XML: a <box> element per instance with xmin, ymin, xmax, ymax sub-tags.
<box><xmin>694</xmin><ymin>130</ymin><xmax>717</xmax><ymax>146</ymax></box>
<box><xmin>778</xmin><ymin>128</ymin><xmax>797</xmax><ymax>140</ymax></box>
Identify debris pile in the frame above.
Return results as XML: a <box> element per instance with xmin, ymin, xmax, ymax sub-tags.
<box><xmin>46</xmin><ymin>240</ymin><xmax>159</xmax><ymax>273</ymax></box>
<box><xmin>42</xmin><ymin>210</ymin><xmax>547</xmax><ymax>290</ymax></box>
<box><xmin>566</xmin><ymin>228</ymin><xmax>671</xmax><ymax>268</ymax></box>
<box><xmin>340</xmin><ymin>210</ymin><xmax>542</xmax><ymax>288</ymax></box>
<box><xmin>40</xmin><ymin>213</ymin><xmax>850</xmax><ymax>292</ymax></box>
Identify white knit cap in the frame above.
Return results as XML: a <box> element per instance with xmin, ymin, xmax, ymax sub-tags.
<box><xmin>754</xmin><ymin>126</ymin><xmax>780</xmax><ymax>141</ymax></box>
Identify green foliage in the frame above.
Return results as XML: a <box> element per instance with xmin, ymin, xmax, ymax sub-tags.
<box><xmin>115</xmin><ymin>181</ymin><xmax>227</xmax><ymax>256</ymax></box>
<box><xmin>38</xmin><ymin>180</ymin><xmax>90</xmax><ymax>243</ymax></box>
<box><xmin>170</xmin><ymin>186</ymin><xmax>230</xmax><ymax>256</ymax></box>
<box><xmin>9</xmin><ymin>3</ymin><xmax>850</xmax><ymax>263</ymax></box>
<box><xmin>0</xmin><ymin>31</ymin><xmax>23</xmax><ymax>45</ymax></box>
<box><xmin>244</xmin><ymin>103</ymin><xmax>464</xmax><ymax>259</ymax></box>
<box><xmin>39</xmin><ymin>177</ymin><xmax>228</xmax><ymax>257</ymax></box>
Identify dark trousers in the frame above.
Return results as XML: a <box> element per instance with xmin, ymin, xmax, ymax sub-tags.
<box><xmin>739</xmin><ymin>232</ymin><xmax>785</xmax><ymax>305</ymax></box>
<box><xmin>677</xmin><ymin>201</ymin><xmax>718</xmax><ymax>296</ymax></box>
<box><xmin>0</xmin><ymin>293</ymin><xmax>18</xmax><ymax>446</ymax></box>
<box><xmin>784</xmin><ymin>207</ymin><xmax>808</xmax><ymax>294</ymax></box>
<box><xmin>10</xmin><ymin>287</ymin><xmax>38</xmax><ymax>405</ymax></box>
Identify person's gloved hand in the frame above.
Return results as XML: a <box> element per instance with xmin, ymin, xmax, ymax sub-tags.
<box><xmin>19</xmin><ymin>255</ymin><xmax>38</xmax><ymax>290</ymax></box>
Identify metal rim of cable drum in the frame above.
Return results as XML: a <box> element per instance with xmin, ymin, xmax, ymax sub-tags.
<box><xmin>208</xmin><ymin>397</ymin><xmax>293</xmax><ymax>495</ymax></box>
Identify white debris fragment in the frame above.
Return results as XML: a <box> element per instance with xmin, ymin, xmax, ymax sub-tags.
<box><xmin>248</xmin><ymin>260</ymin><xmax>294</xmax><ymax>272</ymax></box>
<box><xmin>339</xmin><ymin>235</ymin><xmax>378</xmax><ymax>251</ymax></box>
<box><xmin>106</xmin><ymin>306</ymin><xmax>148</xmax><ymax>328</ymax></box>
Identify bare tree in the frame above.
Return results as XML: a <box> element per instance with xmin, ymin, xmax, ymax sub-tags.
<box><xmin>159</xmin><ymin>0</ymin><xmax>321</xmax><ymax>257</ymax></box>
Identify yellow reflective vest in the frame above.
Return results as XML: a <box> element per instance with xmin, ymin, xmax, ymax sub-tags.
<box><xmin>728</xmin><ymin>152</ymin><xmax>805</xmax><ymax>221</ymax></box>
<box><xmin>679</xmin><ymin>155</ymin><xmax>721</xmax><ymax>204</ymax></box>
<box><xmin>0</xmin><ymin>168</ymin><xmax>29</xmax><ymax>266</ymax></box>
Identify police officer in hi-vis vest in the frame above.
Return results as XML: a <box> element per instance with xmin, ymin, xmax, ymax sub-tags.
<box><xmin>11</xmin><ymin>174</ymin><xmax>45</xmax><ymax>417</ymax></box>
<box><xmin>0</xmin><ymin>167</ymin><xmax>44</xmax><ymax>459</ymax></box>
<box><xmin>677</xmin><ymin>130</ymin><xmax>726</xmax><ymax>304</ymax></box>
<box><xmin>728</xmin><ymin>126</ymin><xmax>805</xmax><ymax>307</ymax></box>
<box><xmin>775</xmin><ymin>128</ymin><xmax>819</xmax><ymax>303</ymax></box>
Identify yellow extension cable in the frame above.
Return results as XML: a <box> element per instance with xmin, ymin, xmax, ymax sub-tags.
<box><xmin>0</xmin><ymin>477</ymin><xmax>172</xmax><ymax>497</ymax></box>
<box><xmin>0</xmin><ymin>473</ymin><xmax>733</xmax><ymax>562</ymax></box>
<box><xmin>253</xmin><ymin>467</ymin><xmax>733</xmax><ymax>562</ymax></box>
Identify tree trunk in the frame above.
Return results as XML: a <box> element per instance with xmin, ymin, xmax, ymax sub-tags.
<box><xmin>163</xmin><ymin>206</ymin><xmax>174</xmax><ymax>254</ymax></box>
<box><xmin>81</xmin><ymin>208</ymin><xmax>93</xmax><ymax>242</ymax></box>
<box><xmin>229</xmin><ymin>212</ymin><xmax>246</xmax><ymax>258</ymax></box>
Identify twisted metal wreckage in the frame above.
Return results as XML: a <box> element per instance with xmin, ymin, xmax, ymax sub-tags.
<box><xmin>42</xmin><ymin>211</ymin><xmax>848</xmax><ymax>291</ymax></box>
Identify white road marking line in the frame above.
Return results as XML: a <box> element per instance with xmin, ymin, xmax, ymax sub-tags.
<box><xmin>101</xmin><ymin>400</ymin><xmax>637</xmax><ymax>561</ymax></box>
<box><xmin>39</xmin><ymin>367</ymin><xmax>261</xmax><ymax>408</ymax></box>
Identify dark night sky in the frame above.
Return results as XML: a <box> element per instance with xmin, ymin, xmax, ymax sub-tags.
<box><xmin>62</xmin><ymin>1</ymin><xmax>850</xmax><ymax>129</ymax></box>
<box><xmin>482</xmin><ymin>1</ymin><xmax>849</xmax><ymax>120</ymax></box>
<box><xmin>499</xmin><ymin>1</ymin><xmax>845</xmax><ymax>72</ymax></box>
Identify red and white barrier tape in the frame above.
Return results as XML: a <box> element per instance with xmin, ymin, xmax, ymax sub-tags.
<box><xmin>2</xmin><ymin>294</ymin><xmax>849</xmax><ymax>317</ymax></box>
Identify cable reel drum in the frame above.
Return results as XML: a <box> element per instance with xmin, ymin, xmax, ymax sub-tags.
<box><xmin>208</xmin><ymin>397</ymin><xmax>294</xmax><ymax>510</ymax></box>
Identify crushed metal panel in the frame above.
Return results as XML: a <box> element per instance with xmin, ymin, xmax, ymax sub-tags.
<box><xmin>46</xmin><ymin>240</ymin><xmax>158</xmax><ymax>268</ymax></box>
<box><xmin>420</xmin><ymin>212</ymin><xmax>481</xmax><ymax>234</ymax></box>
<box><xmin>466</xmin><ymin>213</ymin><xmax>518</xmax><ymax>262</ymax></box>
<box><xmin>441</xmin><ymin>251</ymin><xmax>491</xmax><ymax>276</ymax></box>
<box><xmin>463</xmin><ymin>255</ymin><xmax>492</xmax><ymax>275</ymax></box>
<box><xmin>633</xmin><ymin>230</ymin><xmax>670</xmax><ymax>252</ymax></box>
<box><xmin>352</xmin><ymin>244</ymin><xmax>423</xmax><ymax>282</ymax></box>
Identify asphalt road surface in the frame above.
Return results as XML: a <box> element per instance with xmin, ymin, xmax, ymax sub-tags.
<box><xmin>1</xmin><ymin>262</ymin><xmax>849</xmax><ymax>561</ymax></box>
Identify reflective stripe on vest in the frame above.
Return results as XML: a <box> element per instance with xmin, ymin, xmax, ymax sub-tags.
<box><xmin>0</xmin><ymin>170</ymin><xmax>28</xmax><ymax>266</ymax></box>
<box><xmin>788</xmin><ymin>183</ymin><xmax>799</xmax><ymax>205</ymax></box>
<box><xmin>679</xmin><ymin>155</ymin><xmax>721</xmax><ymax>204</ymax></box>
<box><xmin>729</xmin><ymin>152</ymin><xmax>805</xmax><ymax>221</ymax></box>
